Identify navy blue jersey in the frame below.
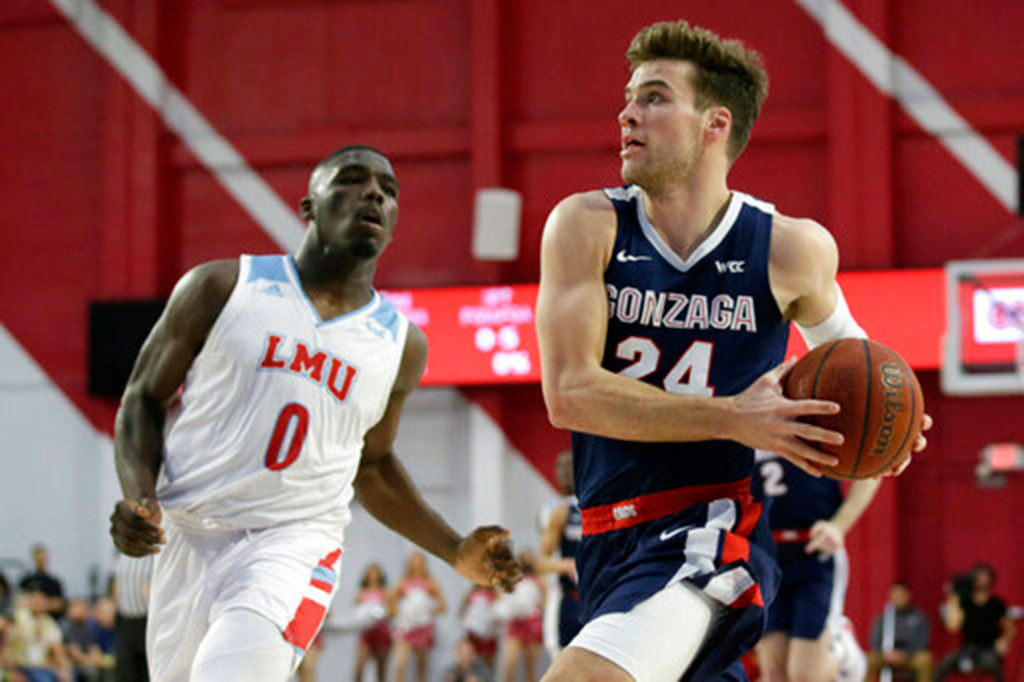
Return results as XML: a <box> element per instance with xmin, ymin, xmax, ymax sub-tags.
<box><xmin>755</xmin><ymin>452</ymin><xmax>843</xmax><ymax>531</ymax></box>
<box><xmin>567</xmin><ymin>187</ymin><xmax>790</xmax><ymax>680</ymax></box>
<box><xmin>566</xmin><ymin>186</ymin><xmax>790</xmax><ymax>670</ymax></box>
<box><xmin>757</xmin><ymin>453</ymin><xmax>850</xmax><ymax>640</ymax></box>
<box><xmin>572</xmin><ymin>186</ymin><xmax>790</xmax><ymax>509</ymax></box>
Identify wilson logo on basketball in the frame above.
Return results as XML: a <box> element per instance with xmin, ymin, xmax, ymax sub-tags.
<box><xmin>784</xmin><ymin>339</ymin><xmax>923</xmax><ymax>479</ymax></box>
<box><xmin>872</xmin><ymin>364</ymin><xmax>905</xmax><ymax>456</ymax></box>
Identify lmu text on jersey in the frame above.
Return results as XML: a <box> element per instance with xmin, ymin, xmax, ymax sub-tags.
<box><xmin>257</xmin><ymin>333</ymin><xmax>361</xmax><ymax>404</ymax></box>
<box><xmin>606</xmin><ymin>286</ymin><xmax>758</xmax><ymax>332</ymax></box>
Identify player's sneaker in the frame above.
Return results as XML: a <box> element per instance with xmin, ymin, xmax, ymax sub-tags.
<box><xmin>829</xmin><ymin>615</ymin><xmax>867</xmax><ymax>682</ymax></box>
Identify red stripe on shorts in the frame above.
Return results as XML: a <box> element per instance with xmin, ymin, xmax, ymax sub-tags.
<box><xmin>318</xmin><ymin>548</ymin><xmax>342</xmax><ymax>570</ymax></box>
<box><xmin>731</xmin><ymin>582</ymin><xmax>764</xmax><ymax>609</ymax></box>
<box><xmin>310</xmin><ymin>578</ymin><xmax>332</xmax><ymax>594</ymax></box>
<box><xmin>721</xmin><ymin>532</ymin><xmax>751</xmax><ymax>564</ymax></box>
<box><xmin>580</xmin><ymin>478</ymin><xmax>753</xmax><ymax>535</ymax></box>
<box><xmin>283</xmin><ymin>598</ymin><xmax>327</xmax><ymax>652</ymax></box>
<box><xmin>734</xmin><ymin>497</ymin><xmax>762</xmax><ymax>537</ymax></box>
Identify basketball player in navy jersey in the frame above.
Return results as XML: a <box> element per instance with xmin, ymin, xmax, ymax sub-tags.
<box><xmin>755</xmin><ymin>455</ymin><xmax>879</xmax><ymax>682</ymax></box>
<box><xmin>535</xmin><ymin>21</ymin><xmax>929</xmax><ymax>682</ymax></box>
<box><xmin>109</xmin><ymin>146</ymin><xmax>521</xmax><ymax>681</ymax></box>
<box><xmin>539</xmin><ymin>452</ymin><xmax>584</xmax><ymax>655</ymax></box>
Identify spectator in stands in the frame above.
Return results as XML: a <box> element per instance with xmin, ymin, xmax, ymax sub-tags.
<box><xmin>0</xmin><ymin>571</ymin><xmax>12</xmax><ymax>620</ymax></box>
<box><xmin>444</xmin><ymin>638</ymin><xmax>492</xmax><ymax>682</ymax></box>
<box><xmin>354</xmin><ymin>563</ymin><xmax>392</xmax><ymax>682</ymax></box>
<box><xmin>18</xmin><ymin>546</ymin><xmax>65</xmax><ymax>621</ymax></box>
<box><xmin>62</xmin><ymin>598</ymin><xmax>112</xmax><ymax>682</ymax></box>
<box><xmin>89</xmin><ymin>599</ymin><xmax>115</xmax><ymax>664</ymax></box>
<box><xmin>0</xmin><ymin>574</ymin><xmax>13</xmax><ymax>678</ymax></box>
<box><xmin>0</xmin><ymin>621</ymin><xmax>11</xmax><ymax>679</ymax></box>
<box><xmin>936</xmin><ymin>563</ymin><xmax>1016</xmax><ymax>682</ymax></box>
<box><xmin>496</xmin><ymin>551</ymin><xmax>545</xmax><ymax>682</ymax></box>
<box><xmin>866</xmin><ymin>581</ymin><xmax>931</xmax><ymax>682</ymax></box>
<box><xmin>391</xmin><ymin>552</ymin><xmax>445</xmax><ymax>682</ymax></box>
<box><xmin>459</xmin><ymin>585</ymin><xmax>499</xmax><ymax>671</ymax></box>
<box><xmin>4</xmin><ymin>588</ymin><xmax>71</xmax><ymax>682</ymax></box>
<box><xmin>112</xmin><ymin>553</ymin><xmax>151</xmax><ymax>682</ymax></box>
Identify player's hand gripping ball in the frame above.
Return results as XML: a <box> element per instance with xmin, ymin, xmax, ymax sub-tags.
<box><xmin>783</xmin><ymin>339</ymin><xmax>924</xmax><ymax>479</ymax></box>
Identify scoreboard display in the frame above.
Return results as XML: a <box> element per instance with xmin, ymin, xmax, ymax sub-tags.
<box><xmin>381</xmin><ymin>285</ymin><xmax>540</xmax><ymax>385</ymax></box>
<box><xmin>943</xmin><ymin>259</ymin><xmax>1024</xmax><ymax>395</ymax></box>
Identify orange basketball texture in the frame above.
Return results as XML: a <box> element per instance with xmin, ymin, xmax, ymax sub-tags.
<box><xmin>783</xmin><ymin>339</ymin><xmax>924</xmax><ymax>479</ymax></box>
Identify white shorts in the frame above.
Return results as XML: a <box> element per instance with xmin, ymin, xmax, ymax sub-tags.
<box><xmin>568</xmin><ymin>581</ymin><xmax>721</xmax><ymax>682</ymax></box>
<box><xmin>147</xmin><ymin>516</ymin><xmax>344</xmax><ymax>682</ymax></box>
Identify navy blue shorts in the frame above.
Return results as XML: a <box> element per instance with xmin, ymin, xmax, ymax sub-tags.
<box><xmin>683</xmin><ymin>598</ymin><xmax>764</xmax><ymax>682</ymax></box>
<box><xmin>558</xmin><ymin>593</ymin><xmax>582</xmax><ymax>648</ymax></box>
<box><xmin>576</xmin><ymin>496</ymin><xmax>779</xmax><ymax>681</ymax></box>
<box><xmin>764</xmin><ymin>547</ymin><xmax>841</xmax><ymax>640</ymax></box>
<box><xmin>715</xmin><ymin>660</ymin><xmax>749</xmax><ymax>682</ymax></box>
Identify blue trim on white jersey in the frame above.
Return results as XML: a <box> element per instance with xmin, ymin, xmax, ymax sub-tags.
<box><xmin>369</xmin><ymin>299</ymin><xmax>401</xmax><ymax>341</ymax></box>
<box><xmin>283</xmin><ymin>256</ymin><xmax>381</xmax><ymax>328</ymax></box>
<box><xmin>247</xmin><ymin>254</ymin><xmax>290</xmax><ymax>283</ymax></box>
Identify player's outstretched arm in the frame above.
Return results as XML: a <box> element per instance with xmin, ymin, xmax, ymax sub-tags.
<box><xmin>537</xmin><ymin>193</ymin><xmax>842</xmax><ymax>464</ymax></box>
<box><xmin>535</xmin><ymin>504</ymin><xmax>574</xmax><ymax>578</ymax></box>
<box><xmin>805</xmin><ymin>478</ymin><xmax>882</xmax><ymax>556</ymax></box>
<box><xmin>538</xmin><ymin>503</ymin><xmax>567</xmax><ymax>559</ymax></box>
<box><xmin>111</xmin><ymin>260</ymin><xmax>237</xmax><ymax>556</ymax></box>
<box><xmin>354</xmin><ymin>325</ymin><xmax>522</xmax><ymax>591</ymax></box>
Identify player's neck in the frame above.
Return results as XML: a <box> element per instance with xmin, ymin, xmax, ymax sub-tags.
<box><xmin>640</xmin><ymin>171</ymin><xmax>731</xmax><ymax>261</ymax></box>
<box><xmin>292</xmin><ymin>239</ymin><xmax>378</xmax><ymax>313</ymax></box>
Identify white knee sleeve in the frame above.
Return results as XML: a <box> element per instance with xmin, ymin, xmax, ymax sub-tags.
<box><xmin>568</xmin><ymin>581</ymin><xmax>717</xmax><ymax>682</ymax></box>
<box><xmin>191</xmin><ymin>608</ymin><xmax>298</xmax><ymax>682</ymax></box>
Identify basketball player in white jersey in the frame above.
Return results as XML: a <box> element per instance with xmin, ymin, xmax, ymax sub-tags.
<box><xmin>109</xmin><ymin>145</ymin><xmax>522</xmax><ymax>682</ymax></box>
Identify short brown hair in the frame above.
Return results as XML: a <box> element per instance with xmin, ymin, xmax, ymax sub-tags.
<box><xmin>626</xmin><ymin>21</ymin><xmax>768</xmax><ymax>162</ymax></box>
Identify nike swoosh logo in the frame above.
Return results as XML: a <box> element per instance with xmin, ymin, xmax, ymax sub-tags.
<box><xmin>616</xmin><ymin>249</ymin><xmax>652</xmax><ymax>263</ymax></box>
<box><xmin>659</xmin><ymin>525</ymin><xmax>694</xmax><ymax>542</ymax></box>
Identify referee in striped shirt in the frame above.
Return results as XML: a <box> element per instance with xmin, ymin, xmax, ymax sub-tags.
<box><xmin>114</xmin><ymin>553</ymin><xmax>153</xmax><ymax>682</ymax></box>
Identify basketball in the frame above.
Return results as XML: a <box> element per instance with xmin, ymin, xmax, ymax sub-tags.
<box><xmin>784</xmin><ymin>338</ymin><xmax>924</xmax><ymax>479</ymax></box>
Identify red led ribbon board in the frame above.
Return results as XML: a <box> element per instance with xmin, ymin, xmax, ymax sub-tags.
<box><xmin>381</xmin><ymin>285</ymin><xmax>540</xmax><ymax>385</ymax></box>
<box><xmin>383</xmin><ymin>269</ymin><xmax>943</xmax><ymax>386</ymax></box>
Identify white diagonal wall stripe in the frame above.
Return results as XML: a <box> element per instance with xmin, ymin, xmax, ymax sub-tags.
<box><xmin>796</xmin><ymin>0</ymin><xmax>1018</xmax><ymax>213</ymax></box>
<box><xmin>50</xmin><ymin>0</ymin><xmax>305</xmax><ymax>251</ymax></box>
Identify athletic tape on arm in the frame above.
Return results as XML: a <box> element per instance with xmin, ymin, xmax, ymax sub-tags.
<box><xmin>795</xmin><ymin>284</ymin><xmax>866</xmax><ymax>349</ymax></box>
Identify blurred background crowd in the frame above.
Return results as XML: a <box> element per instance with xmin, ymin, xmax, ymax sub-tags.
<box><xmin>1</xmin><ymin>542</ymin><xmax>1017</xmax><ymax>682</ymax></box>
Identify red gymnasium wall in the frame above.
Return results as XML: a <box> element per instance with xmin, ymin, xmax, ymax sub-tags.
<box><xmin>1</xmin><ymin>0</ymin><xmax>1022</xmax><ymax>666</ymax></box>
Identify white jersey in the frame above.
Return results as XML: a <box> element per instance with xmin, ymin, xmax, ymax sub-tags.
<box><xmin>157</xmin><ymin>254</ymin><xmax>409</xmax><ymax>532</ymax></box>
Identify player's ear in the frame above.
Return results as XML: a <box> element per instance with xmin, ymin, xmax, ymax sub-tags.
<box><xmin>299</xmin><ymin>196</ymin><xmax>314</xmax><ymax>222</ymax></box>
<box><xmin>704</xmin><ymin>106</ymin><xmax>731</xmax><ymax>146</ymax></box>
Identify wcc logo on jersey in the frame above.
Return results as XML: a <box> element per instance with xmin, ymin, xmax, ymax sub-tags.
<box><xmin>715</xmin><ymin>260</ymin><xmax>746</xmax><ymax>274</ymax></box>
<box><xmin>257</xmin><ymin>334</ymin><xmax>360</xmax><ymax>404</ymax></box>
